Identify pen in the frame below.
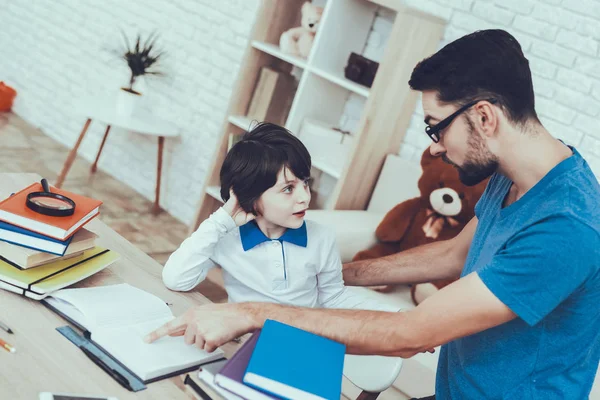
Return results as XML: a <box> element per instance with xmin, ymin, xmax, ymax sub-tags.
<box><xmin>0</xmin><ymin>337</ymin><xmax>16</xmax><ymax>353</ymax></box>
<box><xmin>0</xmin><ymin>320</ymin><xmax>13</xmax><ymax>334</ymax></box>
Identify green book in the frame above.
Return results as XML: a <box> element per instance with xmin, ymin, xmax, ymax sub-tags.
<box><xmin>0</xmin><ymin>247</ymin><xmax>119</xmax><ymax>300</ymax></box>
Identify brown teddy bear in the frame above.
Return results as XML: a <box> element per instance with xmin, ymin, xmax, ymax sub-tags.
<box><xmin>352</xmin><ymin>149</ymin><xmax>489</xmax><ymax>304</ymax></box>
<box><xmin>279</xmin><ymin>2</ymin><xmax>324</xmax><ymax>59</ymax></box>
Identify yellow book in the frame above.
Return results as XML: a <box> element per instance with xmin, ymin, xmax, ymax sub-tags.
<box><xmin>0</xmin><ymin>247</ymin><xmax>119</xmax><ymax>300</ymax></box>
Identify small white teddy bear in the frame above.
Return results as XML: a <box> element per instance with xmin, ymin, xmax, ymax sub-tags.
<box><xmin>279</xmin><ymin>2</ymin><xmax>324</xmax><ymax>59</ymax></box>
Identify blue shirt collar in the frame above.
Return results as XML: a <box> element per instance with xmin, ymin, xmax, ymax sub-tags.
<box><xmin>239</xmin><ymin>221</ymin><xmax>308</xmax><ymax>251</ymax></box>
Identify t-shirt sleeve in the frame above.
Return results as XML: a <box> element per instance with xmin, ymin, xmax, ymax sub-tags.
<box><xmin>477</xmin><ymin>215</ymin><xmax>598</xmax><ymax>326</ymax></box>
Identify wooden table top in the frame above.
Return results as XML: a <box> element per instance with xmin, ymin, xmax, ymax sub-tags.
<box><xmin>0</xmin><ymin>173</ymin><xmax>237</xmax><ymax>399</ymax></box>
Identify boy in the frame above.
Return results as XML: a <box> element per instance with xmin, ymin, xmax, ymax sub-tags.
<box><xmin>162</xmin><ymin>122</ymin><xmax>389</xmax><ymax>310</ymax></box>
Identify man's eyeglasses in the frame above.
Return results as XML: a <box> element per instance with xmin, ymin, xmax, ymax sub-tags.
<box><xmin>425</xmin><ymin>98</ymin><xmax>498</xmax><ymax>143</ymax></box>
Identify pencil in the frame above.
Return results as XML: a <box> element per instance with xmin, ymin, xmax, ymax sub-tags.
<box><xmin>0</xmin><ymin>319</ymin><xmax>13</xmax><ymax>334</ymax></box>
<box><xmin>0</xmin><ymin>337</ymin><xmax>16</xmax><ymax>353</ymax></box>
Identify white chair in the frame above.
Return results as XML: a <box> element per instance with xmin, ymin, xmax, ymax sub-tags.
<box><xmin>306</xmin><ymin>154</ymin><xmax>440</xmax><ymax>399</ymax></box>
<box><xmin>344</xmin><ymin>353</ymin><xmax>404</xmax><ymax>400</ymax></box>
<box><xmin>340</xmin><ymin>285</ymin><xmax>412</xmax><ymax>399</ymax></box>
<box><xmin>306</xmin><ymin>153</ymin><xmax>422</xmax><ymax>263</ymax></box>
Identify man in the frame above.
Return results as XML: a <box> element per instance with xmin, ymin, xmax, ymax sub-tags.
<box><xmin>146</xmin><ymin>30</ymin><xmax>600</xmax><ymax>399</ymax></box>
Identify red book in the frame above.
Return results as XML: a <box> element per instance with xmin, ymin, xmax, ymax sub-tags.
<box><xmin>0</xmin><ymin>183</ymin><xmax>102</xmax><ymax>241</ymax></box>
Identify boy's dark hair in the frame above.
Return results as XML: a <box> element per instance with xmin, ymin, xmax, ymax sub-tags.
<box><xmin>220</xmin><ymin>122</ymin><xmax>311</xmax><ymax>215</ymax></box>
<box><xmin>409</xmin><ymin>29</ymin><xmax>539</xmax><ymax>125</ymax></box>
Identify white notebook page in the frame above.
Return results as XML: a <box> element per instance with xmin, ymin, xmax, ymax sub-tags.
<box><xmin>47</xmin><ymin>283</ymin><xmax>224</xmax><ymax>381</ymax></box>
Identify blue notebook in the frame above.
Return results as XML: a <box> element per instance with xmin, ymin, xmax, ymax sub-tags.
<box><xmin>243</xmin><ymin>319</ymin><xmax>346</xmax><ymax>400</ymax></box>
<box><xmin>0</xmin><ymin>220</ymin><xmax>73</xmax><ymax>256</ymax></box>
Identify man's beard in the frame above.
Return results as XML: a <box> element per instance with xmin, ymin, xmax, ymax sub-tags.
<box><xmin>442</xmin><ymin>121</ymin><xmax>498</xmax><ymax>186</ymax></box>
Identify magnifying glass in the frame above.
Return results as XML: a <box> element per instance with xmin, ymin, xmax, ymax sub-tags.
<box><xmin>26</xmin><ymin>179</ymin><xmax>76</xmax><ymax>217</ymax></box>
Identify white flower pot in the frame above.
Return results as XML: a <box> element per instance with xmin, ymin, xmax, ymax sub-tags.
<box><xmin>116</xmin><ymin>88</ymin><xmax>141</xmax><ymax>116</ymax></box>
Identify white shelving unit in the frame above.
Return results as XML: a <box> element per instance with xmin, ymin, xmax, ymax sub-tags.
<box><xmin>191</xmin><ymin>0</ymin><xmax>446</xmax><ymax>231</ymax></box>
<box><xmin>251</xmin><ymin>41</ymin><xmax>308</xmax><ymax>69</ymax></box>
<box><xmin>227</xmin><ymin>115</ymin><xmax>254</xmax><ymax>131</ymax></box>
<box><xmin>205</xmin><ymin>186</ymin><xmax>222</xmax><ymax>203</ymax></box>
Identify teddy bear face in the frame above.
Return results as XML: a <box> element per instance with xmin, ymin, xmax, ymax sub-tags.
<box><xmin>301</xmin><ymin>2</ymin><xmax>323</xmax><ymax>33</ymax></box>
<box><xmin>418</xmin><ymin>150</ymin><xmax>488</xmax><ymax>223</ymax></box>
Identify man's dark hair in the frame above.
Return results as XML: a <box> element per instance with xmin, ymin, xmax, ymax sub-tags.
<box><xmin>220</xmin><ymin>122</ymin><xmax>311</xmax><ymax>215</ymax></box>
<box><xmin>409</xmin><ymin>29</ymin><xmax>539</xmax><ymax>125</ymax></box>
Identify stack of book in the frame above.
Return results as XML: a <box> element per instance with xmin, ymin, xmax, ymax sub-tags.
<box><xmin>197</xmin><ymin>320</ymin><xmax>346</xmax><ymax>400</ymax></box>
<box><xmin>0</xmin><ymin>182</ymin><xmax>119</xmax><ymax>299</ymax></box>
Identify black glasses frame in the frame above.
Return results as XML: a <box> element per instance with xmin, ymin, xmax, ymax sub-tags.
<box><xmin>425</xmin><ymin>98</ymin><xmax>498</xmax><ymax>143</ymax></box>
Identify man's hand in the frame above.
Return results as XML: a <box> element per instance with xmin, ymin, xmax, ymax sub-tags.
<box><xmin>144</xmin><ymin>303</ymin><xmax>257</xmax><ymax>352</ymax></box>
<box><xmin>223</xmin><ymin>190</ymin><xmax>256</xmax><ymax>227</ymax></box>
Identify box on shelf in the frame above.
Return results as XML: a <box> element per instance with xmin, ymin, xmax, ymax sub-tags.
<box><xmin>299</xmin><ymin>118</ymin><xmax>355</xmax><ymax>176</ymax></box>
<box><xmin>246</xmin><ymin>67</ymin><xmax>296</xmax><ymax>126</ymax></box>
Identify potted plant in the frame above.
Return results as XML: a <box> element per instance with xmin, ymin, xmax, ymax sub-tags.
<box><xmin>116</xmin><ymin>32</ymin><xmax>164</xmax><ymax>115</ymax></box>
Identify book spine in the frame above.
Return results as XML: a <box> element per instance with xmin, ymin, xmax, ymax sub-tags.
<box><xmin>0</xmin><ymin>279</ymin><xmax>25</xmax><ymax>295</ymax></box>
<box><xmin>0</xmin><ymin>237</ymin><xmax>65</xmax><ymax>256</ymax></box>
<box><xmin>247</xmin><ymin>67</ymin><xmax>279</xmax><ymax>121</ymax></box>
<box><xmin>28</xmin><ymin>249</ymin><xmax>111</xmax><ymax>290</ymax></box>
<box><xmin>0</xmin><ymin>254</ymin><xmax>25</xmax><ymax>270</ymax></box>
<box><xmin>28</xmin><ymin>250</ymin><xmax>85</xmax><ymax>269</ymax></box>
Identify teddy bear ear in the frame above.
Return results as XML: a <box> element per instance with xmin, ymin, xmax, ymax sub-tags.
<box><xmin>302</xmin><ymin>1</ymin><xmax>312</xmax><ymax>12</ymax></box>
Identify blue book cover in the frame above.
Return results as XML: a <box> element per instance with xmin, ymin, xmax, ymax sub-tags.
<box><xmin>243</xmin><ymin>319</ymin><xmax>346</xmax><ymax>400</ymax></box>
<box><xmin>0</xmin><ymin>220</ymin><xmax>73</xmax><ymax>256</ymax></box>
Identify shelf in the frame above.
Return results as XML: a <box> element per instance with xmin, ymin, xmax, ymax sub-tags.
<box><xmin>229</xmin><ymin>113</ymin><xmax>342</xmax><ymax>179</ymax></box>
<box><xmin>310</xmin><ymin>67</ymin><xmax>370</xmax><ymax>98</ymax></box>
<box><xmin>366</xmin><ymin>0</ymin><xmax>402</xmax><ymax>11</ymax></box>
<box><xmin>191</xmin><ymin>0</ymin><xmax>448</xmax><ymax>232</ymax></box>
<box><xmin>206</xmin><ymin>186</ymin><xmax>224</xmax><ymax>203</ymax></box>
<box><xmin>251</xmin><ymin>41</ymin><xmax>308</xmax><ymax>69</ymax></box>
<box><xmin>251</xmin><ymin>41</ymin><xmax>369</xmax><ymax>98</ymax></box>
<box><xmin>228</xmin><ymin>115</ymin><xmax>255</xmax><ymax>130</ymax></box>
<box><xmin>312</xmin><ymin>158</ymin><xmax>342</xmax><ymax>179</ymax></box>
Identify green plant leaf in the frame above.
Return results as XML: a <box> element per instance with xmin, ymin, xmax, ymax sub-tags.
<box><xmin>117</xmin><ymin>32</ymin><xmax>166</xmax><ymax>85</ymax></box>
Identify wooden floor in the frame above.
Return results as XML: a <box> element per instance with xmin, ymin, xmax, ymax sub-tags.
<box><xmin>0</xmin><ymin>112</ymin><xmax>228</xmax><ymax>303</ymax></box>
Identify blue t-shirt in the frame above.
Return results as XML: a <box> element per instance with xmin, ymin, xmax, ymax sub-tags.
<box><xmin>436</xmin><ymin>147</ymin><xmax>600</xmax><ymax>399</ymax></box>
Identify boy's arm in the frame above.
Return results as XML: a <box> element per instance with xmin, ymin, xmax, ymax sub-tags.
<box><xmin>162</xmin><ymin>207</ymin><xmax>236</xmax><ymax>291</ymax></box>
<box><xmin>342</xmin><ymin>216</ymin><xmax>478</xmax><ymax>286</ymax></box>
<box><xmin>317</xmin><ymin>230</ymin><xmax>398</xmax><ymax>311</ymax></box>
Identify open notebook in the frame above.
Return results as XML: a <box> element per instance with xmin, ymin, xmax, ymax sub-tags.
<box><xmin>43</xmin><ymin>283</ymin><xmax>225</xmax><ymax>382</ymax></box>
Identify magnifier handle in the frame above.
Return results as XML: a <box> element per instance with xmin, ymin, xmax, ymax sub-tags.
<box><xmin>41</xmin><ymin>178</ymin><xmax>51</xmax><ymax>193</ymax></box>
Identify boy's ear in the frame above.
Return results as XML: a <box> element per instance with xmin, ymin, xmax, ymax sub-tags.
<box><xmin>250</xmin><ymin>199</ymin><xmax>262</xmax><ymax>217</ymax></box>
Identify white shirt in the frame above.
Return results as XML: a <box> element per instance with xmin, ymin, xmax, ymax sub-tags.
<box><xmin>162</xmin><ymin>207</ymin><xmax>389</xmax><ymax>310</ymax></box>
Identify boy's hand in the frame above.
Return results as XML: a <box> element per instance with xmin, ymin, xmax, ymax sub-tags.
<box><xmin>223</xmin><ymin>190</ymin><xmax>256</xmax><ymax>226</ymax></box>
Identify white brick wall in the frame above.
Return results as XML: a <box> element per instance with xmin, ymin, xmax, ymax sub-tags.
<box><xmin>0</xmin><ymin>0</ymin><xmax>260</xmax><ymax>224</ymax></box>
<box><xmin>395</xmin><ymin>0</ymin><xmax>600</xmax><ymax>181</ymax></box>
<box><xmin>1</xmin><ymin>0</ymin><xmax>599</xmax><ymax>225</ymax></box>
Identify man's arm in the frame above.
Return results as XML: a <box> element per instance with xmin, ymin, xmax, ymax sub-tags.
<box><xmin>145</xmin><ymin>269</ymin><xmax>516</xmax><ymax>357</ymax></box>
<box><xmin>343</xmin><ymin>216</ymin><xmax>478</xmax><ymax>286</ymax></box>
<box><xmin>317</xmin><ymin>229</ymin><xmax>398</xmax><ymax>311</ymax></box>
